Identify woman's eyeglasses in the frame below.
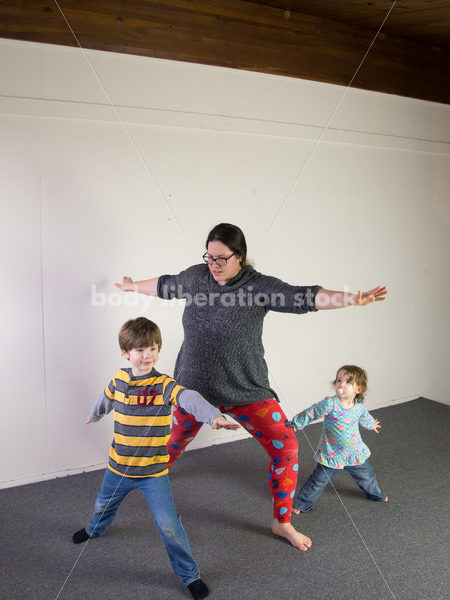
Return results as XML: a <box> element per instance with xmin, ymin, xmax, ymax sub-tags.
<box><xmin>202</xmin><ymin>252</ymin><xmax>236</xmax><ymax>267</ymax></box>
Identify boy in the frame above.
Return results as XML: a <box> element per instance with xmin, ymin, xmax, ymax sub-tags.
<box><xmin>72</xmin><ymin>317</ymin><xmax>239</xmax><ymax>600</ymax></box>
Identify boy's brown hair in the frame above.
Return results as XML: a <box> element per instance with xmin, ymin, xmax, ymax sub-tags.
<box><xmin>333</xmin><ymin>365</ymin><xmax>368</xmax><ymax>402</ymax></box>
<box><xmin>118</xmin><ymin>317</ymin><xmax>162</xmax><ymax>352</ymax></box>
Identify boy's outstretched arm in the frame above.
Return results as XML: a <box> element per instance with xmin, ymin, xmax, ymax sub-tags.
<box><xmin>178</xmin><ymin>390</ymin><xmax>239</xmax><ymax>430</ymax></box>
<box><xmin>84</xmin><ymin>392</ymin><xmax>114</xmax><ymax>424</ymax></box>
<box><xmin>212</xmin><ymin>416</ymin><xmax>239</xmax><ymax>430</ymax></box>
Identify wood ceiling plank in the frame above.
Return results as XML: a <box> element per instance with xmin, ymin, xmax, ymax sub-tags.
<box><xmin>0</xmin><ymin>0</ymin><xmax>448</xmax><ymax>104</ymax></box>
<box><xmin>246</xmin><ymin>0</ymin><xmax>450</xmax><ymax>47</ymax></box>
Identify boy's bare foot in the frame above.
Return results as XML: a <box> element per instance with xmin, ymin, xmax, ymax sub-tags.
<box><xmin>272</xmin><ymin>520</ymin><xmax>312</xmax><ymax>551</ymax></box>
<box><xmin>291</xmin><ymin>508</ymin><xmax>301</xmax><ymax>515</ymax></box>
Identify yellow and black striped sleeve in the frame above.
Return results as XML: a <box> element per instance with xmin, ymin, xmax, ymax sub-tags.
<box><xmin>162</xmin><ymin>376</ymin><xmax>185</xmax><ymax>406</ymax></box>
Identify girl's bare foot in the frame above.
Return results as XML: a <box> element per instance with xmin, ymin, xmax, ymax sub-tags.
<box><xmin>291</xmin><ymin>508</ymin><xmax>301</xmax><ymax>515</ymax></box>
<box><xmin>272</xmin><ymin>520</ymin><xmax>312</xmax><ymax>551</ymax></box>
<box><xmin>384</xmin><ymin>496</ymin><xmax>389</xmax><ymax>502</ymax></box>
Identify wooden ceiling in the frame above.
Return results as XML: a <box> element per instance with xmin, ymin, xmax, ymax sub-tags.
<box><xmin>248</xmin><ymin>1</ymin><xmax>450</xmax><ymax>49</ymax></box>
<box><xmin>0</xmin><ymin>0</ymin><xmax>449</xmax><ymax>104</ymax></box>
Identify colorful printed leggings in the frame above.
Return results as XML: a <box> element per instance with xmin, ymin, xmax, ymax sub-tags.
<box><xmin>168</xmin><ymin>398</ymin><xmax>298</xmax><ymax>523</ymax></box>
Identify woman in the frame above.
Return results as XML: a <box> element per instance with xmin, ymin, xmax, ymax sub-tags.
<box><xmin>116</xmin><ymin>223</ymin><xmax>387</xmax><ymax>551</ymax></box>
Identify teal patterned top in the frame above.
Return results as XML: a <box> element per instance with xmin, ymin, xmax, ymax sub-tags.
<box><xmin>292</xmin><ymin>395</ymin><xmax>376</xmax><ymax>469</ymax></box>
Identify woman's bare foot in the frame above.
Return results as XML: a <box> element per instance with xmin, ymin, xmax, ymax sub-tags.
<box><xmin>291</xmin><ymin>507</ymin><xmax>301</xmax><ymax>515</ymax></box>
<box><xmin>272</xmin><ymin>520</ymin><xmax>312</xmax><ymax>551</ymax></box>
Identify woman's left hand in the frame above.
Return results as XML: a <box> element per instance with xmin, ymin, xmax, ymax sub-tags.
<box><xmin>212</xmin><ymin>416</ymin><xmax>240</xmax><ymax>430</ymax></box>
<box><xmin>352</xmin><ymin>286</ymin><xmax>388</xmax><ymax>306</ymax></box>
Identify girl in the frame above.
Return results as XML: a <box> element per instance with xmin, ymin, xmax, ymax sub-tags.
<box><xmin>292</xmin><ymin>365</ymin><xmax>388</xmax><ymax>514</ymax></box>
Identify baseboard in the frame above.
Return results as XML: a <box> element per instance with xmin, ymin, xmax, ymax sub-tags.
<box><xmin>0</xmin><ymin>463</ymin><xmax>106</xmax><ymax>490</ymax></box>
<box><xmin>0</xmin><ymin>395</ymin><xmax>421</xmax><ymax>490</ymax></box>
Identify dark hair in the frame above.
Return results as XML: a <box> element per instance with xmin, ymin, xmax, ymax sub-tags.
<box><xmin>118</xmin><ymin>317</ymin><xmax>162</xmax><ymax>352</ymax></box>
<box><xmin>206</xmin><ymin>223</ymin><xmax>248</xmax><ymax>267</ymax></box>
<box><xmin>333</xmin><ymin>365</ymin><xmax>368</xmax><ymax>403</ymax></box>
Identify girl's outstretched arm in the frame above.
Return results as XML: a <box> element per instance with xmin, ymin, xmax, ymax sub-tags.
<box><xmin>315</xmin><ymin>286</ymin><xmax>387</xmax><ymax>310</ymax></box>
<box><xmin>115</xmin><ymin>276</ymin><xmax>159</xmax><ymax>296</ymax></box>
<box><xmin>292</xmin><ymin>397</ymin><xmax>333</xmax><ymax>430</ymax></box>
<box><xmin>359</xmin><ymin>408</ymin><xmax>377</xmax><ymax>430</ymax></box>
<box><xmin>372</xmin><ymin>419</ymin><xmax>382</xmax><ymax>433</ymax></box>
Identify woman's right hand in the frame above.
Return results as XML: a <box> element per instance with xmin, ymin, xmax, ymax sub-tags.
<box><xmin>115</xmin><ymin>276</ymin><xmax>136</xmax><ymax>292</ymax></box>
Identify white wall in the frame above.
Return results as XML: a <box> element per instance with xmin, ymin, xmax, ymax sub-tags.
<box><xmin>1</xmin><ymin>39</ymin><xmax>449</xmax><ymax>488</ymax></box>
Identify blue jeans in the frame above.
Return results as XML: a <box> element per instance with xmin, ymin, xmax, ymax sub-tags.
<box><xmin>86</xmin><ymin>468</ymin><xmax>200</xmax><ymax>585</ymax></box>
<box><xmin>293</xmin><ymin>460</ymin><xmax>386</xmax><ymax>512</ymax></box>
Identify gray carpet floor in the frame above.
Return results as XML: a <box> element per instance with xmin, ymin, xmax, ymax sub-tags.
<box><xmin>0</xmin><ymin>398</ymin><xmax>448</xmax><ymax>600</ymax></box>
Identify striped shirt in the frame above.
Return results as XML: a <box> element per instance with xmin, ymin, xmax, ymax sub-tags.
<box><xmin>89</xmin><ymin>367</ymin><xmax>220</xmax><ymax>478</ymax></box>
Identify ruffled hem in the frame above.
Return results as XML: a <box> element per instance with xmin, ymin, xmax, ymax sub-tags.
<box><xmin>315</xmin><ymin>450</ymin><xmax>371</xmax><ymax>470</ymax></box>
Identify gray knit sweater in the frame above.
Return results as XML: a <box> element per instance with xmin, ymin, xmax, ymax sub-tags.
<box><xmin>158</xmin><ymin>264</ymin><xmax>322</xmax><ymax>408</ymax></box>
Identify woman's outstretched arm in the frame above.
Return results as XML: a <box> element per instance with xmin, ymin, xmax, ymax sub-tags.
<box><xmin>315</xmin><ymin>286</ymin><xmax>387</xmax><ymax>310</ymax></box>
<box><xmin>115</xmin><ymin>276</ymin><xmax>159</xmax><ymax>296</ymax></box>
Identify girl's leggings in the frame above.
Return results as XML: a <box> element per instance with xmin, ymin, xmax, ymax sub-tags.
<box><xmin>168</xmin><ymin>398</ymin><xmax>298</xmax><ymax>523</ymax></box>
